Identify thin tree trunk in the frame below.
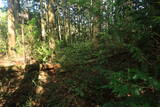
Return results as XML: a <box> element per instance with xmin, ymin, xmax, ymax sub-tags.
<box><xmin>40</xmin><ymin>0</ymin><xmax>46</xmax><ymax>41</ymax></box>
<box><xmin>92</xmin><ymin>0</ymin><xmax>102</xmax><ymax>48</ymax></box>
<box><xmin>68</xmin><ymin>19</ymin><xmax>71</xmax><ymax>43</ymax></box>
<box><xmin>58</xmin><ymin>17</ymin><xmax>62</xmax><ymax>41</ymax></box>
<box><xmin>21</xmin><ymin>19</ymin><xmax>25</xmax><ymax>62</ymax></box>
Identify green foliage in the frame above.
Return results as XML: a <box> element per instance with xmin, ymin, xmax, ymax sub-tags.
<box><xmin>22</xmin><ymin>97</ymin><xmax>33</xmax><ymax>107</ymax></box>
<box><xmin>66</xmin><ymin>79</ymin><xmax>85</xmax><ymax>97</ymax></box>
<box><xmin>103</xmin><ymin>68</ymin><xmax>160</xmax><ymax>97</ymax></box>
<box><xmin>57</xmin><ymin>41</ymin><xmax>95</xmax><ymax>71</ymax></box>
<box><xmin>55</xmin><ymin>0</ymin><xmax>160</xmax><ymax>106</ymax></box>
<box><xmin>57</xmin><ymin>40</ymin><xmax>108</xmax><ymax>71</ymax></box>
<box><xmin>127</xmin><ymin>44</ymin><xmax>145</xmax><ymax>63</ymax></box>
<box><xmin>33</xmin><ymin>42</ymin><xmax>52</xmax><ymax>62</ymax></box>
<box><xmin>103</xmin><ymin>96</ymin><xmax>156</xmax><ymax>107</ymax></box>
<box><xmin>0</xmin><ymin>10</ymin><xmax>7</xmax><ymax>53</ymax></box>
<box><xmin>25</xmin><ymin>18</ymin><xmax>41</xmax><ymax>43</ymax></box>
<box><xmin>153</xmin><ymin>16</ymin><xmax>160</xmax><ymax>24</ymax></box>
<box><xmin>0</xmin><ymin>11</ymin><xmax>7</xmax><ymax>38</ymax></box>
<box><xmin>68</xmin><ymin>0</ymin><xmax>90</xmax><ymax>6</ymax></box>
<box><xmin>1</xmin><ymin>0</ymin><xmax>160</xmax><ymax>106</ymax></box>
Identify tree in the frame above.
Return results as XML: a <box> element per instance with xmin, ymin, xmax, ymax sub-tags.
<box><xmin>7</xmin><ymin>0</ymin><xmax>16</xmax><ymax>56</ymax></box>
<box><xmin>47</xmin><ymin>0</ymin><xmax>56</xmax><ymax>49</ymax></box>
<box><xmin>40</xmin><ymin>0</ymin><xmax>47</xmax><ymax>41</ymax></box>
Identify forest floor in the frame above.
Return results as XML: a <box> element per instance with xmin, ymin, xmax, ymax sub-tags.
<box><xmin>0</xmin><ymin>52</ymin><xmax>138</xmax><ymax>107</ymax></box>
<box><xmin>0</xmin><ymin>52</ymin><xmax>159</xmax><ymax>107</ymax></box>
<box><xmin>0</xmin><ymin>55</ymin><xmax>93</xmax><ymax>107</ymax></box>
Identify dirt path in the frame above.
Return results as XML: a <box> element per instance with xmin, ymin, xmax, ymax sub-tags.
<box><xmin>0</xmin><ymin>56</ymin><xmax>25</xmax><ymax>67</ymax></box>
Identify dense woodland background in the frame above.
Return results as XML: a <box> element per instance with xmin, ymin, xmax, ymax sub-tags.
<box><xmin>0</xmin><ymin>0</ymin><xmax>160</xmax><ymax>107</ymax></box>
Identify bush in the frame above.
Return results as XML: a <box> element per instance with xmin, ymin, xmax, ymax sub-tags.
<box><xmin>57</xmin><ymin>41</ymin><xmax>94</xmax><ymax>71</ymax></box>
<box><xmin>32</xmin><ymin>42</ymin><xmax>53</xmax><ymax>62</ymax></box>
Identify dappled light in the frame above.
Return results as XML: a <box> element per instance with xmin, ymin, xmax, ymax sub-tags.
<box><xmin>0</xmin><ymin>0</ymin><xmax>160</xmax><ymax>106</ymax></box>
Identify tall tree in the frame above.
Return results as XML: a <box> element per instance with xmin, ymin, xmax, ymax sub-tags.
<box><xmin>40</xmin><ymin>0</ymin><xmax>47</xmax><ymax>41</ymax></box>
<box><xmin>7</xmin><ymin>0</ymin><xmax>16</xmax><ymax>56</ymax></box>
<box><xmin>47</xmin><ymin>0</ymin><xmax>56</xmax><ymax>49</ymax></box>
<box><xmin>48</xmin><ymin>0</ymin><xmax>55</xmax><ymax>31</ymax></box>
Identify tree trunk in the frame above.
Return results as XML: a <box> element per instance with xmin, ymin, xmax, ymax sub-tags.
<box><xmin>92</xmin><ymin>0</ymin><xmax>102</xmax><ymax>48</ymax></box>
<box><xmin>58</xmin><ymin>17</ymin><xmax>62</xmax><ymax>41</ymax></box>
<box><xmin>40</xmin><ymin>0</ymin><xmax>47</xmax><ymax>41</ymax></box>
<box><xmin>7</xmin><ymin>0</ymin><xmax>16</xmax><ymax>56</ymax></box>
<box><xmin>48</xmin><ymin>0</ymin><xmax>55</xmax><ymax>30</ymax></box>
<box><xmin>47</xmin><ymin>0</ymin><xmax>56</xmax><ymax>49</ymax></box>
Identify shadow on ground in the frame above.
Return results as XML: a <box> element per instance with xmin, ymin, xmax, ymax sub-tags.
<box><xmin>0</xmin><ymin>63</ymin><xmax>111</xmax><ymax>107</ymax></box>
<box><xmin>1</xmin><ymin>63</ymin><xmax>40</xmax><ymax>107</ymax></box>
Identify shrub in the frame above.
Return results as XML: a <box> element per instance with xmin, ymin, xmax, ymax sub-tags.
<box><xmin>57</xmin><ymin>41</ymin><xmax>95</xmax><ymax>71</ymax></box>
